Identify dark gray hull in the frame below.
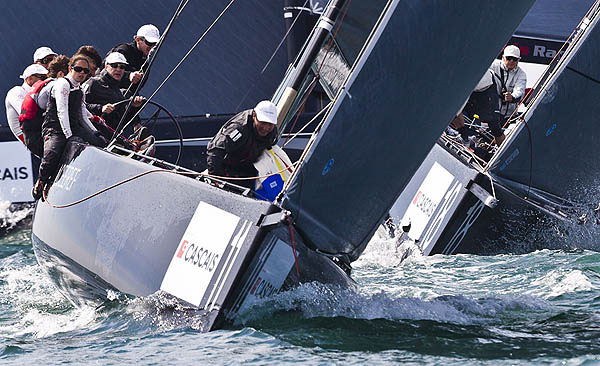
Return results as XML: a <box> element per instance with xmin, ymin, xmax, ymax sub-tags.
<box><xmin>32</xmin><ymin>141</ymin><xmax>354</xmax><ymax>331</ymax></box>
<box><xmin>388</xmin><ymin>142</ymin><xmax>572</xmax><ymax>256</ymax></box>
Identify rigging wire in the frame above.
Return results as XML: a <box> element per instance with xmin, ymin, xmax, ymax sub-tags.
<box><xmin>110</xmin><ymin>0</ymin><xmax>190</xmax><ymax>144</ymax></box>
<box><xmin>282</xmin><ymin>101</ymin><xmax>332</xmax><ymax>148</ymax></box>
<box><xmin>235</xmin><ymin>0</ymin><xmax>314</xmax><ymax>111</ymax></box>
<box><xmin>111</xmin><ymin>0</ymin><xmax>237</xmax><ymax>145</ymax></box>
<box><xmin>261</xmin><ymin>0</ymin><xmax>311</xmax><ymax>75</ymax></box>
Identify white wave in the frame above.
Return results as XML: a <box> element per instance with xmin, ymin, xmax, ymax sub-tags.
<box><xmin>356</xmin><ymin>231</ymin><xmax>424</xmax><ymax>268</ymax></box>
<box><xmin>0</xmin><ymin>200</ymin><xmax>33</xmax><ymax>230</ymax></box>
<box><xmin>237</xmin><ymin>282</ymin><xmax>550</xmax><ymax>327</ymax></box>
<box><xmin>529</xmin><ymin>269</ymin><xmax>595</xmax><ymax>298</ymax></box>
<box><xmin>0</xmin><ymin>251</ymin><xmax>96</xmax><ymax>338</ymax></box>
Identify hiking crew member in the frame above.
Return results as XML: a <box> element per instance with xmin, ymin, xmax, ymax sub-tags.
<box><xmin>20</xmin><ymin>56</ymin><xmax>70</xmax><ymax>158</ymax></box>
<box><xmin>207</xmin><ymin>100</ymin><xmax>279</xmax><ymax>191</ymax></box>
<box><xmin>33</xmin><ymin>46</ymin><xmax>58</xmax><ymax>69</ymax></box>
<box><xmin>5</xmin><ymin>64</ymin><xmax>48</xmax><ymax>143</ymax></box>
<box><xmin>33</xmin><ymin>56</ymin><xmax>106</xmax><ymax>200</ymax></box>
<box><xmin>490</xmin><ymin>45</ymin><xmax>527</xmax><ymax>120</ymax></box>
<box><xmin>107</xmin><ymin>24</ymin><xmax>160</xmax><ymax>91</ymax></box>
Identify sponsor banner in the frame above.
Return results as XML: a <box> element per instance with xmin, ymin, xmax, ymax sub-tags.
<box><xmin>502</xmin><ymin>36</ymin><xmax>565</xmax><ymax>65</ymax></box>
<box><xmin>238</xmin><ymin>238</ymin><xmax>296</xmax><ymax>312</ymax></box>
<box><xmin>0</xmin><ymin>141</ymin><xmax>34</xmax><ymax>203</ymax></box>
<box><xmin>160</xmin><ymin>201</ymin><xmax>240</xmax><ymax>307</ymax></box>
<box><xmin>401</xmin><ymin>162</ymin><xmax>455</xmax><ymax>241</ymax></box>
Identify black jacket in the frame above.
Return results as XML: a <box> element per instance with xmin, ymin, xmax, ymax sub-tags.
<box><xmin>83</xmin><ymin>70</ymin><xmax>140</xmax><ymax>131</ymax></box>
<box><xmin>207</xmin><ymin>110</ymin><xmax>278</xmax><ymax>178</ymax></box>
<box><xmin>107</xmin><ymin>42</ymin><xmax>149</xmax><ymax>90</ymax></box>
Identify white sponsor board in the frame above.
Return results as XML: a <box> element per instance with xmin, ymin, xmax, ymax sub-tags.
<box><xmin>401</xmin><ymin>162</ymin><xmax>455</xmax><ymax>241</ymax></box>
<box><xmin>0</xmin><ymin>141</ymin><xmax>34</xmax><ymax>203</ymax></box>
<box><xmin>161</xmin><ymin>201</ymin><xmax>240</xmax><ymax>306</ymax></box>
<box><xmin>238</xmin><ymin>238</ymin><xmax>296</xmax><ymax>313</ymax></box>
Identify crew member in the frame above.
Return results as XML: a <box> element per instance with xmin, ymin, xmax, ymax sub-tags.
<box><xmin>33</xmin><ymin>56</ymin><xmax>106</xmax><ymax>200</ymax></box>
<box><xmin>5</xmin><ymin>64</ymin><xmax>48</xmax><ymax>143</ymax></box>
<box><xmin>107</xmin><ymin>24</ymin><xmax>160</xmax><ymax>91</ymax></box>
<box><xmin>490</xmin><ymin>45</ymin><xmax>527</xmax><ymax>120</ymax></box>
<box><xmin>20</xmin><ymin>56</ymin><xmax>70</xmax><ymax>158</ymax></box>
<box><xmin>463</xmin><ymin>70</ymin><xmax>505</xmax><ymax>146</ymax></box>
<box><xmin>33</xmin><ymin>46</ymin><xmax>58</xmax><ymax>69</ymax></box>
<box><xmin>83</xmin><ymin>52</ymin><xmax>144</xmax><ymax>137</ymax></box>
<box><xmin>207</xmin><ymin>100</ymin><xmax>279</xmax><ymax>191</ymax></box>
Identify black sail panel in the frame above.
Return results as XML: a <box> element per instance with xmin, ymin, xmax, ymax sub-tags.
<box><xmin>490</xmin><ymin>10</ymin><xmax>600</xmax><ymax>203</ymax></box>
<box><xmin>282</xmin><ymin>0</ymin><xmax>535</xmax><ymax>261</ymax></box>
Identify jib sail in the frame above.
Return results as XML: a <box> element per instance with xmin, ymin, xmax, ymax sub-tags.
<box><xmin>281</xmin><ymin>0</ymin><xmax>536</xmax><ymax>262</ymax></box>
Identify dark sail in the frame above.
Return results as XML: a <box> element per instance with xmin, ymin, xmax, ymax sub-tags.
<box><xmin>1</xmin><ymin>1</ymin><xmax>290</xmax><ymax>121</ymax></box>
<box><xmin>489</xmin><ymin>3</ymin><xmax>600</xmax><ymax>206</ymax></box>
<box><xmin>515</xmin><ymin>0</ymin><xmax>596</xmax><ymax>40</ymax></box>
<box><xmin>282</xmin><ymin>0</ymin><xmax>535</xmax><ymax>262</ymax></box>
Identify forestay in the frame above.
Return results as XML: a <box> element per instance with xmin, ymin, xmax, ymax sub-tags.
<box><xmin>489</xmin><ymin>2</ymin><xmax>600</xmax><ymax>206</ymax></box>
<box><xmin>282</xmin><ymin>0</ymin><xmax>536</xmax><ymax>262</ymax></box>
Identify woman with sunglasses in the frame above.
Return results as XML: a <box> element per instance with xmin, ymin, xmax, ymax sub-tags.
<box><xmin>33</xmin><ymin>55</ymin><xmax>107</xmax><ymax>200</ymax></box>
<box><xmin>489</xmin><ymin>45</ymin><xmax>527</xmax><ymax>120</ymax></box>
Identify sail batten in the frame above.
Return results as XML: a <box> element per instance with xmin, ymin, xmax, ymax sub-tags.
<box><xmin>282</xmin><ymin>0</ymin><xmax>536</xmax><ymax>261</ymax></box>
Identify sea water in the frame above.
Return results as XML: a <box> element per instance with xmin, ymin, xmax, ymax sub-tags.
<box><xmin>1</xmin><ymin>223</ymin><xmax>600</xmax><ymax>365</ymax></box>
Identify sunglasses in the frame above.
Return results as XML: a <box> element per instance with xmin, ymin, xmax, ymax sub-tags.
<box><xmin>109</xmin><ymin>63</ymin><xmax>127</xmax><ymax>70</ymax></box>
<box><xmin>72</xmin><ymin>66</ymin><xmax>90</xmax><ymax>74</ymax></box>
<box><xmin>143</xmin><ymin>39</ymin><xmax>156</xmax><ymax>47</ymax></box>
<box><xmin>33</xmin><ymin>74</ymin><xmax>47</xmax><ymax>80</ymax></box>
<box><xmin>40</xmin><ymin>56</ymin><xmax>55</xmax><ymax>64</ymax></box>
<box><xmin>506</xmin><ymin>56</ymin><xmax>520</xmax><ymax>62</ymax></box>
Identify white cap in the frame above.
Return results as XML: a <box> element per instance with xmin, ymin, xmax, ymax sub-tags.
<box><xmin>20</xmin><ymin>64</ymin><xmax>48</xmax><ymax>79</ymax></box>
<box><xmin>503</xmin><ymin>45</ymin><xmax>520</xmax><ymax>59</ymax></box>
<box><xmin>254</xmin><ymin>100</ymin><xmax>278</xmax><ymax>124</ymax></box>
<box><xmin>33</xmin><ymin>46</ymin><xmax>57</xmax><ymax>62</ymax></box>
<box><xmin>105</xmin><ymin>52</ymin><xmax>129</xmax><ymax>65</ymax></box>
<box><xmin>136</xmin><ymin>24</ymin><xmax>160</xmax><ymax>43</ymax></box>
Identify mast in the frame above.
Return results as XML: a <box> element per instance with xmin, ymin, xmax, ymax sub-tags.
<box><xmin>276</xmin><ymin>0</ymin><xmax>346</xmax><ymax>125</ymax></box>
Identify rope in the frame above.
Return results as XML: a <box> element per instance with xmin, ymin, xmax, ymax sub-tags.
<box><xmin>282</xmin><ymin>102</ymin><xmax>332</xmax><ymax>147</ymax></box>
<box><xmin>42</xmin><ymin>161</ymin><xmax>299</xmax><ymax>209</ymax></box>
<box><xmin>112</xmin><ymin>0</ymin><xmax>237</xmax><ymax>143</ymax></box>
<box><xmin>286</xmin><ymin>217</ymin><xmax>300</xmax><ymax>276</ymax></box>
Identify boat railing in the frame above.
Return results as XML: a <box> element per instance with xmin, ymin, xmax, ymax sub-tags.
<box><xmin>107</xmin><ymin>144</ymin><xmax>254</xmax><ymax>198</ymax></box>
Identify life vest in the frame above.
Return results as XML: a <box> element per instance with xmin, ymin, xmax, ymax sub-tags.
<box><xmin>19</xmin><ymin>78</ymin><xmax>53</xmax><ymax>130</ymax></box>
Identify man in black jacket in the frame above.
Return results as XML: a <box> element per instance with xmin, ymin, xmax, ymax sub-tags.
<box><xmin>83</xmin><ymin>52</ymin><xmax>144</xmax><ymax>136</ymax></box>
<box><xmin>107</xmin><ymin>24</ymin><xmax>160</xmax><ymax>91</ymax></box>
<box><xmin>207</xmin><ymin>100</ymin><xmax>279</xmax><ymax>191</ymax></box>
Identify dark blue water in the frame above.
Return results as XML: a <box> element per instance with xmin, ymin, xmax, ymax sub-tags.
<box><xmin>2</xmin><ymin>215</ymin><xmax>600</xmax><ymax>365</ymax></box>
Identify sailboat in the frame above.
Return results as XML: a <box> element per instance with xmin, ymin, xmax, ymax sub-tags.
<box><xmin>31</xmin><ymin>0</ymin><xmax>535</xmax><ymax>331</ymax></box>
<box><xmin>0</xmin><ymin>0</ymin><xmax>323</xmax><ymax>233</ymax></box>
<box><xmin>388</xmin><ymin>0</ymin><xmax>600</xmax><ymax>256</ymax></box>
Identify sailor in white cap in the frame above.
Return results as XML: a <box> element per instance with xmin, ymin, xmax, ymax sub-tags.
<box><xmin>489</xmin><ymin>44</ymin><xmax>527</xmax><ymax>119</ymax></box>
<box><xmin>206</xmin><ymin>100</ymin><xmax>279</xmax><ymax>191</ymax></box>
<box><xmin>4</xmin><ymin>64</ymin><xmax>48</xmax><ymax>143</ymax></box>
<box><xmin>107</xmin><ymin>24</ymin><xmax>161</xmax><ymax>90</ymax></box>
<box><xmin>33</xmin><ymin>46</ymin><xmax>58</xmax><ymax>69</ymax></box>
<box><xmin>83</xmin><ymin>52</ymin><xmax>144</xmax><ymax>132</ymax></box>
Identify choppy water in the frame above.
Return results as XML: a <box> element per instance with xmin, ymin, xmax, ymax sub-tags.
<box><xmin>2</xmin><ymin>220</ymin><xmax>600</xmax><ymax>365</ymax></box>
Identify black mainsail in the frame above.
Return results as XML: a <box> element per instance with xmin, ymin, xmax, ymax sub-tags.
<box><xmin>488</xmin><ymin>2</ymin><xmax>600</xmax><ymax>211</ymax></box>
<box><xmin>280</xmin><ymin>0</ymin><xmax>536</xmax><ymax>261</ymax></box>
